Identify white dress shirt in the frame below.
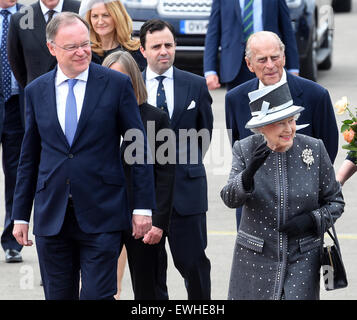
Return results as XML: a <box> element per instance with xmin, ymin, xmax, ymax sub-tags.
<box><xmin>146</xmin><ymin>66</ymin><xmax>174</xmax><ymax>118</ymax></box>
<box><xmin>55</xmin><ymin>65</ymin><xmax>87</xmax><ymax>132</ymax></box>
<box><xmin>39</xmin><ymin>0</ymin><xmax>64</xmax><ymax>22</ymax></box>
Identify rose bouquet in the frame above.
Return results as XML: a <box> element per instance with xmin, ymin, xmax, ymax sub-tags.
<box><xmin>335</xmin><ymin>96</ymin><xmax>357</xmax><ymax>162</ymax></box>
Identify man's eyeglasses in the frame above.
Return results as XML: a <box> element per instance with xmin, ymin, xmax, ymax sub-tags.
<box><xmin>51</xmin><ymin>41</ymin><xmax>91</xmax><ymax>52</ymax></box>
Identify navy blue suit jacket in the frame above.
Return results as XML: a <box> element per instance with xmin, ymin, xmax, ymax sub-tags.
<box><xmin>144</xmin><ymin>67</ymin><xmax>213</xmax><ymax>215</ymax></box>
<box><xmin>204</xmin><ymin>0</ymin><xmax>299</xmax><ymax>83</ymax></box>
<box><xmin>12</xmin><ymin>63</ymin><xmax>156</xmax><ymax>236</ymax></box>
<box><xmin>225</xmin><ymin>72</ymin><xmax>339</xmax><ymax>163</ymax></box>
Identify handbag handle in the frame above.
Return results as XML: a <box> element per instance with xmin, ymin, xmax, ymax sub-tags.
<box><xmin>320</xmin><ymin>208</ymin><xmax>341</xmax><ymax>262</ymax></box>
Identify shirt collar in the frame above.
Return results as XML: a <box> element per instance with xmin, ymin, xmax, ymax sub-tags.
<box><xmin>258</xmin><ymin>69</ymin><xmax>287</xmax><ymax>89</ymax></box>
<box><xmin>0</xmin><ymin>4</ymin><xmax>17</xmax><ymax>14</ymax></box>
<box><xmin>56</xmin><ymin>64</ymin><xmax>89</xmax><ymax>87</ymax></box>
<box><xmin>39</xmin><ymin>0</ymin><xmax>64</xmax><ymax>16</ymax></box>
<box><xmin>146</xmin><ymin>66</ymin><xmax>173</xmax><ymax>81</ymax></box>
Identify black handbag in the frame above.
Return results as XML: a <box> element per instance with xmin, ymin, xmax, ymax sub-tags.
<box><xmin>320</xmin><ymin>210</ymin><xmax>348</xmax><ymax>291</ymax></box>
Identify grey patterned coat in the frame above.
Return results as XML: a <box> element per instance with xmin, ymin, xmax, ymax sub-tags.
<box><xmin>221</xmin><ymin>134</ymin><xmax>344</xmax><ymax>300</ymax></box>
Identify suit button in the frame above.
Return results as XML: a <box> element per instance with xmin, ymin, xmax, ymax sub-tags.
<box><xmin>68</xmin><ymin>154</ymin><xmax>74</xmax><ymax>159</ymax></box>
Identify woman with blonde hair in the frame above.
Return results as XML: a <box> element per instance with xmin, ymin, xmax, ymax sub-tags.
<box><xmin>102</xmin><ymin>50</ymin><xmax>175</xmax><ymax>300</ymax></box>
<box><xmin>80</xmin><ymin>0</ymin><xmax>146</xmax><ymax>69</ymax></box>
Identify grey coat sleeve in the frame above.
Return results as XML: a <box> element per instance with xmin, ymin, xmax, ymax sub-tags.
<box><xmin>220</xmin><ymin>140</ymin><xmax>253</xmax><ymax>208</ymax></box>
<box><xmin>311</xmin><ymin>139</ymin><xmax>345</xmax><ymax>234</ymax></box>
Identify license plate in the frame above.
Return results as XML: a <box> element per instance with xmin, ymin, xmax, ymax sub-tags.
<box><xmin>180</xmin><ymin>20</ymin><xmax>209</xmax><ymax>34</ymax></box>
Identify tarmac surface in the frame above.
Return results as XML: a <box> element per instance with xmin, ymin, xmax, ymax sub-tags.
<box><xmin>1</xmin><ymin>0</ymin><xmax>357</xmax><ymax>301</ymax></box>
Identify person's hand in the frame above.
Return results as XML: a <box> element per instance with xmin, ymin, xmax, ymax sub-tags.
<box><xmin>132</xmin><ymin>215</ymin><xmax>152</xmax><ymax>239</ymax></box>
<box><xmin>142</xmin><ymin>226</ymin><xmax>163</xmax><ymax>245</ymax></box>
<box><xmin>13</xmin><ymin>224</ymin><xmax>33</xmax><ymax>246</ymax></box>
<box><xmin>278</xmin><ymin>212</ymin><xmax>316</xmax><ymax>237</ymax></box>
<box><xmin>206</xmin><ymin>74</ymin><xmax>221</xmax><ymax>90</ymax></box>
<box><xmin>241</xmin><ymin>142</ymin><xmax>271</xmax><ymax>191</ymax></box>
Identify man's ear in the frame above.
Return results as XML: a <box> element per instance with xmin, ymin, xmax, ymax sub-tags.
<box><xmin>245</xmin><ymin>57</ymin><xmax>254</xmax><ymax>73</ymax></box>
<box><xmin>139</xmin><ymin>45</ymin><xmax>146</xmax><ymax>58</ymax></box>
<box><xmin>47</xmin><ymin>41</ymin><xmax>56</xmax><ymax>57</ymax></box>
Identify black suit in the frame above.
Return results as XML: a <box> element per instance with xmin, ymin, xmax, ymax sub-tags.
<box><xmin>122</xmin><ymin>102</ymin><xmax>175</xmax><ymax>299</ymax></box>
<box><xmin>8</xmin><ymin>0</ymin><xmax>80</xmax><ymax>88</ymax></box>
<box><xmin>144</xmin><ymin>67</ymin><xmax>213</xmax><ymax>300</ymax></box>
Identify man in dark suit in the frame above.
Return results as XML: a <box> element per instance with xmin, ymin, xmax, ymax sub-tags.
<box><xmin>204</xmin><ymin>0</ymin><xmax>299</xmax><ymax>91</ymax></box>
<box><xmin>0</xmin><ymin>0</ymin><xmax>24</xmax><ymax>263</ymax></box>
<box><xmin>11</xmin><ymin>12</ymin><xmax>156</xmax><ymax>300</ymax></box>
<box><xmin>225</xmin><ymin>31</ymin><xmax>338</xmax><ymax>229</ymax></box>
<box><xmin>140</xmin><ymin>19</ymin><xmax>214</xmax><ymax>300</ymax></box>
<box><xmin>8</xmin><ymin>0</ymin><xmax>80</xmax><ymax>88</ymax></box>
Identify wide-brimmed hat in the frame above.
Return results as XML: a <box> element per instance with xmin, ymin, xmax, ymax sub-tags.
<box><xmin>245</xmin><ymin>82</ymin><xmax>305</xmax><ymax>129</ymax></box>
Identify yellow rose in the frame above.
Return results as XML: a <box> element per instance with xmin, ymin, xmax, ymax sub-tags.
<box><xmin>335</xmin><ymin>96</ymin><xmax>349</xmax><ymax>115</ymax></box>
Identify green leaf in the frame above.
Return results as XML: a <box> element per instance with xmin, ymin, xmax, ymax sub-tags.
<box><xmin>343</xmin><ymin>119</ymin><xmax>354</xmax><ymax>124</ymax></box>
<box><xmin>341</xmin><ymin>124</ymin><xmax>350</xmax><ymax>133</ymax></box>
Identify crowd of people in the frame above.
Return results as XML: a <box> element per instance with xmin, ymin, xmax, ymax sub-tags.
<box><xmin>0</xmin><ymin>0</ymin><xmax>350</xmax><ymax>300</ymax></box>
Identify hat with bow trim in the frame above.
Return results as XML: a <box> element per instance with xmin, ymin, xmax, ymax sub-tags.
<box><xmin>245</xmin><ymin>82</ymin><xmax>305</xmax><ymax>129</ymax></box>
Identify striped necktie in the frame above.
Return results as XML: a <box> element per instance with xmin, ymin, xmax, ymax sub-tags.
<box><xmin>242</xmin><ymin>0</ymin><xmax>254</xmax><ymax>42</ymax></box>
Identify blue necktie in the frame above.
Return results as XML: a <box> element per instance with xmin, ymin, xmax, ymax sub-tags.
<box><xmin>156</xmin><ymin>76</ymin><xmax>169</xmax><ymax>116</ymax></box>
<box><xmin>65</xmin><ymin>79</ymin><xmax>78</xmax><ymax>146</ymax></box>
<box><xmin>1</xmin><ymin>10</ymin><xmax>12</xmax><ymax>101</ymax></box>
<box><xmin>242</xmin><ymin>0</ymin><xmax>254</xmax><ymax>42</ymax></box>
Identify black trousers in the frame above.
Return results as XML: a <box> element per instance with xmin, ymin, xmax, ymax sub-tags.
<box><xmin>124</xmin><ymin>229</ymin><xmax>168</xmax><ymax>300</ymax></box>
<box><xmin>167</xmin><ymin>210</ymin><xmax>211</xmax><ymax>300</ymax></box>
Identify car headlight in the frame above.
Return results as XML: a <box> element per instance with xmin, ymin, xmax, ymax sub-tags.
<box><xmin>122</xmin><ymin>0</ymin><xmax>159</xmax><ymax>8</ymax></box>
<box><xmin>286</xmin><ymin>0</ymin><xmax>303</xmax><ymax>8</ymax></box>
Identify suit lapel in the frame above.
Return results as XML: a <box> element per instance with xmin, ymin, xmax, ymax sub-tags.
<box><xmin>72</xmin><ymin>64</ymin><xmax>108</xmax><ymax>145</ymax></box>
<box><xmin>41</xmin><ymin>68</ymin><xmax>69</xmax><ymax>146</ymax></box>
<box><xmin>170</xmin><ymin>67</ymin><xmax>190</xmax><ymax>129</ymax></box>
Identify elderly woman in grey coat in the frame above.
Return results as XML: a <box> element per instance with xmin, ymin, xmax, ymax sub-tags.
<box><xmin>221</xmin><ymin>82</ymin><xmax>344</xmax><ymax>300</ymax></box>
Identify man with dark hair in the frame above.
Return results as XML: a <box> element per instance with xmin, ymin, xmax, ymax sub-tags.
<box><xmin>12</xmin><ymin>12</ymin><xmax>156</xmax><ymax>300</ymax></box>
<box><xmin>140</xmin><ymin>19</ymin><xmax>213</xmax><ymax>300</ymax></box>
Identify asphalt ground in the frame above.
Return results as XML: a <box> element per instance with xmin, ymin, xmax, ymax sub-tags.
<box><xmin>1</xmin><ymin>0</ymin><xmax>357</xmax><ymax>303</ymax></box>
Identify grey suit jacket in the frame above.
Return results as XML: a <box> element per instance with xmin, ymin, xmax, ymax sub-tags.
<box><xmin>8</xmin><ymin>0</ymin><xmax>80</xmax><ymax>88</ymax></box>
